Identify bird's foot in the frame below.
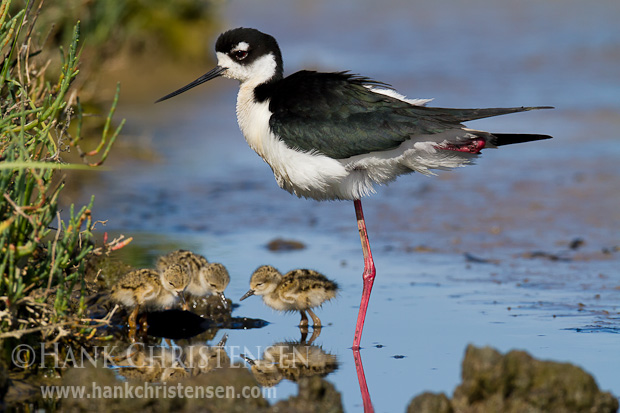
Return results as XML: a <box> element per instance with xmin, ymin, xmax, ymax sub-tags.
<box><xmin>128</xmin><ymin>327</ymin><xmax>137</xmax><ymax>343</ymax></box>
<box><xmin>307</xmin><ymin>327</ymin><xmax>321</xmax><ymax>345</ymax></box>
<box><xmin>307</xmin><ymin>308</ymin><xmax>322</xmax><ymax>328</ymax></box>
<box><xmin>299</xmin><ymin>310</ymin><xmax>309</xmax><ymax>328</ymax></box>
<box><xmin>138</xmin><ymin>313</ymin><xmax>149</xmax><ymax>332</ymax></box>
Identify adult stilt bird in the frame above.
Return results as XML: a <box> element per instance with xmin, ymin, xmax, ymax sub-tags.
<box><xmin>157</xmin><ymin>27</ymin><xmax>552</xmax><ymax>349</ymax></box>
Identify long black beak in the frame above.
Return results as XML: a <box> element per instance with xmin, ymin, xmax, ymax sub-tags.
<box><xmin>240</xmin><ymin>289</ymin><xmax>255</xmax><ymax>301</ymax></box>
<box><xmin>155</xmin><ymin>66</ymin><xmax>226</xmax><ymax>103</ymax></box>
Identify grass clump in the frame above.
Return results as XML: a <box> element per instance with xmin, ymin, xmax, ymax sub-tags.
<box><xmin>0</xmin><ymin>0</ymin><xmax>126</xmax><ymax>345</ymax></box>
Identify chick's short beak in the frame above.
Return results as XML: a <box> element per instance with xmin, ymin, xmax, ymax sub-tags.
<box><xmin>218</xmin><ymin>292</ymin><xmax>229</xmax><ymax>309</ymax></box>
<box><xmin>239</xmin><ymin>290</ymin><xmax>255</xmax><ymax>301</ymax></box>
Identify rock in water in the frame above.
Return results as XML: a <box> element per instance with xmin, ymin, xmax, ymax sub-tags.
<box><xmin>407</xmin><ymin>345</ymin><xmax>618</xmax><ymax>413</ymax></box>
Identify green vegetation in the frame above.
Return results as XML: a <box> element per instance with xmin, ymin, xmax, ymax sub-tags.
<box><xmin>42</xmin><ymin>0</ymin><xmax>219</xmax><ymax>58</ymax></box>
<box><xmin>0</xmin><ymin>0</ymin><xmax>124</xmax><ymax>341</ymax></box>
<box><xmin>32</xmin><ymin>0</ymin><xmax>222</xmax><ymax>101</ymax></box>
<box><xmin>0</xmin><ymin>0</ymin><xmax>219</xmax><ymax>382</ymax></box>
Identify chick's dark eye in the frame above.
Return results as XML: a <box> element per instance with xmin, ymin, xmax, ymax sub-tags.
<box><xmin>233</xmin><ymin>50</ymin><xmax>248</xmax><ymax>60</ymax></box>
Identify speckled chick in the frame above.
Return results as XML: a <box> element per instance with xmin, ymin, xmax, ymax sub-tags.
<box><xmin>240</xmin><ymin>265</ymin><xmax>338</xmax><ymax>327</ymax></box>
<box><xmin>157</xmin><ymin>250</ymin><xmax>230</xmax><ymax>307</ymax></box>
<box><xmin>111</xmin><ymin>264</ymin><xmax>189</xmax><ymax>331</ymax></box>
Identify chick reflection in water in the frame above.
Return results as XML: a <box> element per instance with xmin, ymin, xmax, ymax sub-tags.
<box><xmin>240</xmin><ymin>266</ymin><xmax>338</xmax><ymax>330</ymax></box>
<box><xmin>114</xmin><ymin>334</ymin><xmax>230</xmax><ymax>382</ymax></box>
<box><xmin>242</xmin><ymin>341</ymin><xmax>338</xmax><ymax>387</ymax></box>
<box><xmin>184</xmin><ymin>334</ymin><xmax>230</xmax><ymax>376</ymax></box>
<box><xmin>114</xmin><ymin>343</ymin><xmax>189</xmax><ymax>383</ymax></box>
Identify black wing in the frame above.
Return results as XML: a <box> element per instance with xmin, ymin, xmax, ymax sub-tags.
<box><xmin>267</xmin><ymin>71</ymin><xmax>551</xmax><ymax>159</ymax></box>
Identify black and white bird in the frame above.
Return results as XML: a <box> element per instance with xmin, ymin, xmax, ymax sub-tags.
<box><xmin>157</xmin><ymin>27</ymin><xmax>552</xmax><ymax>350</ymax></box>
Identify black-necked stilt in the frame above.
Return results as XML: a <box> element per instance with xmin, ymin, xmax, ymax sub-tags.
<box><xmin>156</xmin><ymin>250</ymin><xmax>230</xmax><ymax>309</ymax></box>
<box><xmin>111</xmin><ymin>264</ymin><xmax>189</xmax><ymax>341</ymax></box>
<box><xmin>240</xmin><ymin>265</ymin><xmax>339</xmax><ymax>328</ymax></box>
<box><xmin>157</xmin><ymin>27</ymin><xmax>553</xmax><ymax>350</ymax></box>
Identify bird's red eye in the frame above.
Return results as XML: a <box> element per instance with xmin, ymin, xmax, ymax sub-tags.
<box><xmin>234</xmin><ymin>50</ymin><xmax>248</xmax><ymax>60</ymax></box>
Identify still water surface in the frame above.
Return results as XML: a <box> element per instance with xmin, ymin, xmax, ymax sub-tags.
<box><xmin>79</xmin><ymin>0</ymin><xmax>620</xmax><ymax>410</ymax></box>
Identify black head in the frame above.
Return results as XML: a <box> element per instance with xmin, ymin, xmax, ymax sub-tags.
<box><xmin>156</xmin><ymin>27</ymin><xmax>283</xmax><ymax>103</ymax></box>
<box><xmin>215</xmin><ymin>28</ymin><xmax>283</xmax><ymax>79</ymax></box>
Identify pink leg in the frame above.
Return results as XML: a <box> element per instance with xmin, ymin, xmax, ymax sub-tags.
<box><xmin>353</xmin><ymin>349</ymin><xmax>375</xmax><ymax>412</ymax></box>
<box><xmin>353</xmin><ymin>199</ymin><xmax>376</xmax><ymax>350</ymax></box>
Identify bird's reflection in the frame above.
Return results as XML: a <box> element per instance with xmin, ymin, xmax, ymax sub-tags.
<box><xmin>183</xmin><ymin>334</ymin><xmax>231</xmax><ymax>377</ymax></box>
<box><xmin>241</xmin><ymin>337</ymin><xmax>339</xmax><ymax>387</ymax></box>
<box><xmin>112</xmin><ymin>334</ymin><xmax>230</xmax><ymax>382</ymax></box>
<box><xmin>113</xmin><ymin>342</ymin><xmax>189</xmax><ymax>382</ymax></box>
<box><xmin>353</xmin><ymin>349</ymin><xmax>374</xmax><ymax>413</ymax></box>
<box><xmin>299</xmin><ymin>322</ymin><xmax>321</xmax><ymax>344</ymax></box>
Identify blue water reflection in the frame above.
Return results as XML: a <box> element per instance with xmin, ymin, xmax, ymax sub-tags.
<box><xmin>86</xmin><ymin>0</ymin><xmax>620</xmax><ymax>411</ymax></box>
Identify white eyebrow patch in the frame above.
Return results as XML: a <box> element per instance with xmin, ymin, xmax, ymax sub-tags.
<box><xmin>233</xmin><ymin>41</ymin><xmax>250</xmax><ymax>52</ymax></box>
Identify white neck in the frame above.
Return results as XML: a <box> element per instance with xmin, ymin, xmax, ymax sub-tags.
<box><xmin>217</xmin><ymin>52</ymin><xmax>278</xmax><ymax>86</ymax></box>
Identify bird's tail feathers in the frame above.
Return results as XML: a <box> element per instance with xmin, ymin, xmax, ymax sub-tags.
<box><xmin>423</xmin><ymin>106</ymin><xmax>554</xmax><ymax>123</ymax></box>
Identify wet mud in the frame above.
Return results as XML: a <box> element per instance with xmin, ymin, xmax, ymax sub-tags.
<box><xmin>408</xmin><ymin>345</ymin><xmax>619</xmax><ymax>413</ymax></box>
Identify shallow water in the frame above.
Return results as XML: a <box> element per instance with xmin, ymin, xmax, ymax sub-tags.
<box><xmin>76</xmin><ymin>0</ymin><xmax>620</xmax><ymax>411</ymax></box>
